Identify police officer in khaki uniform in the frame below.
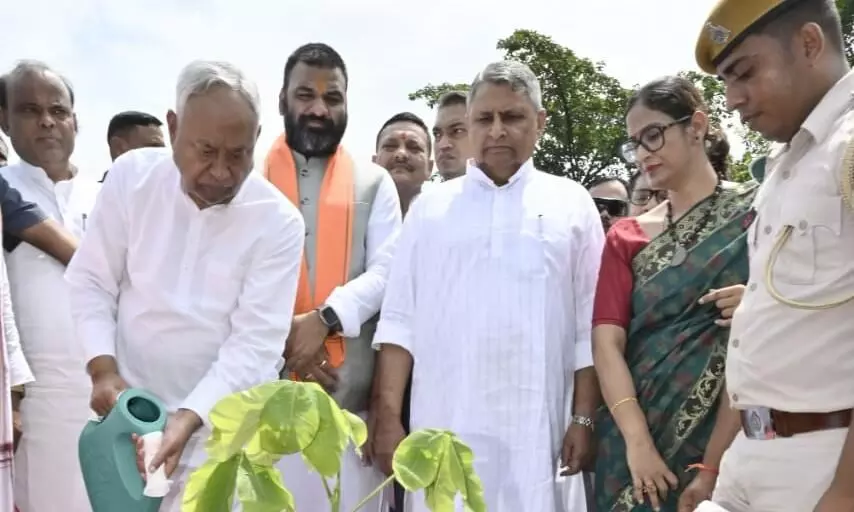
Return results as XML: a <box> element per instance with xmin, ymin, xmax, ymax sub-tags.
<box><xmin>678</xmin><ymin>0</ymin><xmax>854</xmax><ymax>510</ymax></box>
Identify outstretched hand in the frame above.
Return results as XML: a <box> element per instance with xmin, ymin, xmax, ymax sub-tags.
<box><xmin>699</xmin><ymin>285</ymin><xmax>745</xmax><ymax>327</ymax></box>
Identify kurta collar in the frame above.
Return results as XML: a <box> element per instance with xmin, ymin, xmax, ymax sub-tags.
<box><xmin>465</xmin><ymin>158</ymin><xmax>534</xmax><ymax>190</ymax></box>
<box><xmin>15</xmin><ymin>159</ymin><xmax>77</xmax><ymax>186</ymax></box>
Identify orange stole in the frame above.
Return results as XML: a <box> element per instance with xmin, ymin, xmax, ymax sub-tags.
<box><xmin>263</xmin><ymin>134</ymin><xmax>354</xmax><ymax>371</ymax></box>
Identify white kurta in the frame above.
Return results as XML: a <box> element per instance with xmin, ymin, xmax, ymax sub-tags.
<box><xmin>374</xmin><ymin>160</ymin><xmax>603</xmax><ymax>512</ymax></box>
<box><xmin>65</xmin><ymin>148</ymin><xmax>305</xmax><ymax>511</ymax></box>
<box><xmin>1</xmin><ymin>161</ymin><xmax>98</xmax><ymax>512</ymax></box>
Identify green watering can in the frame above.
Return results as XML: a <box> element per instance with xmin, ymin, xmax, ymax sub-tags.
<box><xmin>78</xmin><ymin>388</ymin><xmax>168</xmax><ymax>512</ymax></box>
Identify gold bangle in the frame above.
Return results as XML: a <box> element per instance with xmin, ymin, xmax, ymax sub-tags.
<box><xmin>609</xmin><ymin>397</ymin><xmax>637</xmax><ymax>414</ymax></box>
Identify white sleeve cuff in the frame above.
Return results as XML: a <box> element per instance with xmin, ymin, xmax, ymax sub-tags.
<box><xmin>8</xmin><ymin>350</ymin><xmax>34</xmax><ymax>388</ymax></box>
<box><xmin>324</xmin><ymin>290</ymin><xmax>360</xmax><ymax>338</ymax></box>
<box><xmin>84</xmin><ymin>336</ymin><xmax>117</xmax><ymax>366</ymax></box>
<box><xmin>180</xmin><ymin>376</ymin><xmax>234</xmax><ymax>429</ymax></box>
<box><xmin>372</xmin><ymin>320</ymin><xmax>413</xmax><ymax>354</ymax></box>
<box><xmin>574</xmin><ymin>340</ymin><xmax>594</xmax><ymax>371</ymax></box>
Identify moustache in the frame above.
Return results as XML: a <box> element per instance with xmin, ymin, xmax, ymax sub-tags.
<box><xmin>298</xmin><ymin>115</ymin><xmax>335</xmax><ymax>132</ymax></box>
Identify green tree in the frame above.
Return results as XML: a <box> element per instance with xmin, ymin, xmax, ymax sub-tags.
<box><xmin>838</xmin><ymin>0</ymin><xmax>854</xmax><ymax>66</ymax></box>
<box><xmin>409</xmin><ymin>29</ymin><xmax>630</xmax><ymax>186</ymax></box>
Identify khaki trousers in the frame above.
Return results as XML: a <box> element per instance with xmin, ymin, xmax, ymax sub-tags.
<box><xmin>712</xmin><ymin>428</ymin><xmax>847</xmax><ymax>511</ymax></box>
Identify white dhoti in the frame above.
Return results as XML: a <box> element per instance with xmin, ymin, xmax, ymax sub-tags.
<box><xmin>276</xmin><ymin>444</ymin><xmax>385</xmax><ymax>512</ymax></box>
<box><xmin>14</xmin><ymin>386</ymin><xmax>91</xmax><ymax>512</ymax></box>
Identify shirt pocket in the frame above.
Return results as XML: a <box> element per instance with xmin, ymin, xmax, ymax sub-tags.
<box><xmin>774</xmin><ymin>197</ymin><xmax>842</xmax><ymax>286</ymax></box>
<box><xmin>509</xmin><ymin>215</ymin><xmax>549</xmax><ymax>279</ymax></box>
<box><xmin>200</xmin><ymin>261</ymin><xmax>245</xmax><ymax>313</ymax></box>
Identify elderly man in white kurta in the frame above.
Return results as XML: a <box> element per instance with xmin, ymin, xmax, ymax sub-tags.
<box><xmin>0</xmin><ymin>60</ymin><xmax>95</xmax><ymax>512</ymax></box>
<box><xmin>370</xmin><ymin>61</ymin><xmax>602</xmax><ymax>512</ymax></box>
<box><xmin>65</xmin><ymin>61</ymin><xmax>304</xmax><ymax>511</ymax></box>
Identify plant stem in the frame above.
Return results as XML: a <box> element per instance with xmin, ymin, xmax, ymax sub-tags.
<box><xmin>350</xmin><ymin>475</ymin><xmax>395</xmax><ymax>512</ymax></box>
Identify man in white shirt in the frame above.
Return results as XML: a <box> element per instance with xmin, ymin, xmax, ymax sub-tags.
<box><xmin>0</xmin><ymin>60</ymin><xmax>95</xmax><ymax>512</ymax></box>
<box><xmin>263</xmin><ymin>42</ymin><xmax>400</xmax><ymax>511</ymax></box>
<box><xmin>370</xmin><ymin>61</ymin><xmax>601</xmax><ymax>512</ymax></box>
<box><xmin>65</xmin><ymin>60</ymin><xmax>305</xmax><ymax>511</ymax></box>
<box><xmin>431</xmin><ymin>90</ymin><xmax>472</xmax><ymax>182</ymax></box>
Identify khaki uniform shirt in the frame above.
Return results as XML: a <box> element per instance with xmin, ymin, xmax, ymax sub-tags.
<box><xmin>727</xmin><ymin>70</ymin><xmax>854</xmax><ymax>413</ymax></box>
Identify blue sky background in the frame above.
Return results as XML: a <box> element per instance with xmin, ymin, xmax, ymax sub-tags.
<box><xmin>1</xmin><ymin>0</ymin><xmax>723</xmax><ymax>177</ymax></box>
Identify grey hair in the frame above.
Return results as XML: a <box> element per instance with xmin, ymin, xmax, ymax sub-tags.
<box><xmin>468</xmin><ymin>60</ymin><xmax>543</xmax><ymax>110</ymax></box>
<box><xmin>0</xmin><ymin>59</ymin><xmax>75</xmax><ymax>109</ymax></box>
<box><xmin>175</xmin><ymin>60</ymin><xmax>260</xmax><ymax>119</ymax></box>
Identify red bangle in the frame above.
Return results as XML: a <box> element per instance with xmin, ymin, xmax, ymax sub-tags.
<box><xmin>686</xmin><ymin>463</ymin><xmax>719</xmax><ymax>475</ymax></box>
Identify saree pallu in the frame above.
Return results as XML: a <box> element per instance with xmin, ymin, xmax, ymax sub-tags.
<box><xmin>595</xmin><ymin>182</ymin><xmax>758</xmax><ymax>511</ymax></box>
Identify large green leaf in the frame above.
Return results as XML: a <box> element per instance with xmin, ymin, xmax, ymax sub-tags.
<box><xmin>206</xmin><ymin>381</ymin><xmax>285</xmax><ymax>461</ymax></box>
<box><xmin>182</xmin><ymin>454</ymin><xmax>241</xmax><ymax>511</ymax></box>
<box><xmin>236</xmin><ymin>455</ymin><xmax>294</xmax><ymax>512</ymax></box>
<box><xmin>256</xmin><ymin>381</ymin><xmax>320</xmax><ymax>457</ymax></box>
<box><xmin>300</xmin><ymin>387</ymin><xmax>364</xmax><ymax>477</ymax></box>
<box><xmin>393</xmin><ymin>430</ymin><xmax>486</xmax><ymax>512</ymax></box>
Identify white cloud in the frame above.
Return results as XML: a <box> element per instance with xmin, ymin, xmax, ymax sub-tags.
<box><xmin>1</xmin><ymin>0</ymin><xmax>722</xmax><ymax>176</ymax></box>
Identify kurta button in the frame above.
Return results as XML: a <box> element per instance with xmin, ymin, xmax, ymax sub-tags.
<box><xmin>798</xmin><ymin>220</ymin><xmax>808</xmax><ymax>230</ymax></box>
<box><xmin>305</xmin><ymin>230</ymin><xmax>310</xmax><ymax>237</ymax></box>
<box><xmin>732</xmin><ymin>338</ymin><xmax>739</xmax><ymax>348</ymax></box>
<box><xmin>749</xmin><ymin>282</ymin><xmax>757</xmax><ymax>291</ymax></box>
<box><xmin>763</xmin><ymin>225</ymin><xmax>772</xmax><ymax>235</ymax></box>
<box><xmin>300</xmin><ymin>197</ymin><xmax>309</xmax><ymax>205</ymax></box>
<box><xmin>300</xmin><ymin>169</ymin><xmax>309</xmax><ymax>177</ymax></box>
<box><xmin>732</xmin><ymin>393</ymin><xmax>739</xmax><ymax>402</ymax></box>
<box><xmin>781</xmin><ymin>170</ymin><xmax>791</xmax><ymax>179</ymax></box>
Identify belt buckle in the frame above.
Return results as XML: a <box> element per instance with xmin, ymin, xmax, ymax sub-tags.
<box><xmin>743</xmin><ymin>407</ymin><xmax>778</xmax><ymax>440</ymax></box>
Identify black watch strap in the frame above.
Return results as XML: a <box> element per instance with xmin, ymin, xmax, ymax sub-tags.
<box><xmin>317</xmin><ymin>305</ymin><xmax>343</xmax><ymax>334</ymax></box>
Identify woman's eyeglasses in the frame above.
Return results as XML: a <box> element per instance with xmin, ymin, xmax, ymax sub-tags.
<box><xmin>630</xmin><ymin>188</ymin><xmax>668</xmax><ymax>206</ymax></box>
<box><xmin>593</xmin><ymin>197</ymin><xmax>628</xmax><ymax>217</ymax></box>
<box><xmin>620</xmin><ymin>115</ymin><xmax>692</xmax><ymax>164</ymax></box>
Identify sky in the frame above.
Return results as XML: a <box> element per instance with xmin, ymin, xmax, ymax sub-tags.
<box><xmin>1</xmin><ymin>0</ymin><xmax>726</xmax><ymax>178</ymax></box>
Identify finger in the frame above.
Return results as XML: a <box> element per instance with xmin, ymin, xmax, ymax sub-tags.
<box><xmin>312</xmin><ymin>368</ymin><xmax>338</xmax><ymax>392</ymax></box>
<box><xmin>719</xmin><ymin>306</ymin><xmax>735</xmax><ymax>319</ymax></box>
<box><xmin>148</xmin><ymin>444</ymin><xmax>170</xmax><ymax>473</ymax></box>
<box><xmin>714</xmin><ymin>318</ymin><xmax>733</xmax><ymax>327</ymax></box>
<box><xmin>677</xmin><ymin>493</ymin><xmax>694</xmax><ymax>512</ymax></box>
<box><xmin>654</xmin><ymin>475</ymin><xmax>670</xmax><ymax>500</ymax></box>
<box><xmin>567</xmin><ymin>452</ymin><xmax>583</xmax><ymax>476</ymax></box>
<box><xmin>714</xmin><ymin>296</ymin><xmax>740</xmax><ymax>310</ymax></box>
<box><xmin>698</xmin><ymin>289</ymin><xmax>718</xmax><ymax>304</ymax></box>
<box><xmin>632</xmin><ymin>477</ymin><xmax>644</xmax><ymax>503</ymax></box>
<box><xmin>646</xmin><ymin>482</ymin><xmax>661</xmax><ymax>510</ymax></box>
<box><xmin>665</xmin><ymin>469</ymin><xmax>679</xmax><ymax>489</ymax></box>
<box><xmin>165</xmin><ymin>452</ymin><xmax>181</xmax><ymax>478</ymax></box>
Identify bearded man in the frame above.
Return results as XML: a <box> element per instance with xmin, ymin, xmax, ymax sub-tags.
<box><xmin>263</xmin><ymin>43</ymin><xmax>401</xmax><ymax>511</ymax></box>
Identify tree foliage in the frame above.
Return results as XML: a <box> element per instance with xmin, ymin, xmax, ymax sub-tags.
<box><xmin>838</xmin><ymin>0</ymin><xmax>854</xmax><ymax>66</ymax></box>
<box><xmin>410</xmin><ymin>29</ymin><xmax>630</xmax><ymax>186</ymax></box>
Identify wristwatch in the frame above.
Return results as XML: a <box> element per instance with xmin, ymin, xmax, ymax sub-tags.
<box><xmin>316</xmin><ymin>304</ymin><xmax>343</xmax><ymax>334</ymax></box>
<box><xmin>571</xmin><ymin>414</ymin><xmax>595</xmax><ymax>431</ymax></box>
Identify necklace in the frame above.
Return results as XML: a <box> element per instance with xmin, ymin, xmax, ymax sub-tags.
<box><xmin>665</xmin><ymin>180</ymin><xmax>723</xmax><ymax>266</ymax></box>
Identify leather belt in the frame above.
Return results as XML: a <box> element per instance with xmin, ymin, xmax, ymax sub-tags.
<box><xmin>739</xmin><ymin>407</ymin><xmax>852</xmax><ymax>439</ymax></box>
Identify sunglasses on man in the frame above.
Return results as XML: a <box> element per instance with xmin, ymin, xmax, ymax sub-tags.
<box><xmin>593</xmin><ymin>197</ymin><xmax>628</xmax><ymax>217</ymax></box>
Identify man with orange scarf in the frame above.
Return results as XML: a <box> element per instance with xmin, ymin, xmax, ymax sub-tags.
<box><xmin>264</xmin><ymin>43</ymin><xmax>401</xmax><ymax>511</ymax></box>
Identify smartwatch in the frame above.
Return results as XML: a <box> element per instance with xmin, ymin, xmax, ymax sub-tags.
<box><xmin>316</xmin><ymin>304</ymin><xmax>343</xmax><ymax>334</ymax></box>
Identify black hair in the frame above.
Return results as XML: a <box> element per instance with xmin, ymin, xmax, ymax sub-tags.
<box><xmin>375</xmin><ymin>112</ymin><xmax>432</xmax><ymax>154</ymax></box>
<box><xmin>283</xmin><ymin>43</ymin><xmax>348</xmax><ymax>92</ymax></box>
<box><xmin>627</xmin><ymin>75</ymin><xmax>730</xmax><ymax>179</ymax></box>
<box><xmin>763</xmin><ymin>0</ymin><xmax>844</xmax><ymax>56</ymax></box>
<box><xmin>436</xmin><ymin>90</ymin><xmax>468</xmax><ymax>109</ymax></box>
<box><xmin>0</xmin><ymin>60</ymin><xmax>75</xmax><ymax>110</ymax></box>
<box><xmin>106</xmin><ymin>111</ymin><xmax>162</xmax><ymax>142</ymax></box>
<box><xmin>587</xmin><ymin>175</ymin><xmax>629</xmax><ymax>196</ymax></box>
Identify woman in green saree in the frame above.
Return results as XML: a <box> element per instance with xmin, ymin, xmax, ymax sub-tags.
<box><xmin>592</xmin><ymin>76</ymin><xmax>758</xmax><ymax>511</ymax></box>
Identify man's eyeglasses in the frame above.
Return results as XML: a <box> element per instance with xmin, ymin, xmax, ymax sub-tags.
<box><xmin>593</xmin><ymin>197</ymin><xmax>628</xmax><ymax>217</ymax></box>
<box><xmin>620</xmin><ymin>115</ymin><xmax>692</xmax><ymax>164</ymax></box>
<box><xmin>630</xmin><ymin>188</ymin><xmax>668</xmax><ymax>206</ymax></box>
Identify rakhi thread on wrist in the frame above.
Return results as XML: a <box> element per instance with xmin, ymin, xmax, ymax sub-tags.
<box><xmin>686</xmin><ymin>463</ymin><xmax>719</xmax><ymax>475</ymax></box>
